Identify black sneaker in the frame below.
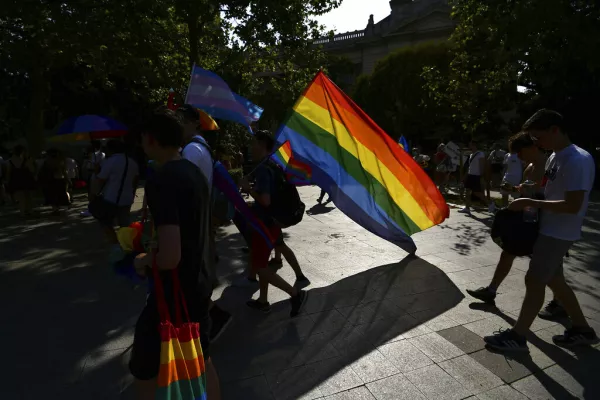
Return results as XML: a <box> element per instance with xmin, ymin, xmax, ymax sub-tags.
<box><xmin>552</xmin><ymin>327</ymin><xmax>600</xmax><ymax>348</ymax></box>
<box><xmin>484</xmin><ymin>328</ymin><xmax>529</xmax><ymax>353</ymax></box>
<box><xmin>209</xmin><ymin>306</ymin><xmax>233</xmax><ymax>342</ymax></box>
<box><xmin>294</xmin><ymin>275</ymin><xmax>311</xmax><ymax>289</ymax></box>
<box><xmin>538</xmin><ymin>300</ymin><xmax>568</xmax><ymax>321</ymax></box>
<box><xmin>246</xmin><ymin>299</ymin><xmax>271</xmax><ymax>314</ymax></box>
<box><xmin>290</xmin><ymin>290</ymin><xmax>308</xmax><ymax>318</ymax></box>
<box><xmin>466</xmin><ymin>287</ymin><xmax>496</xmax><ymax>304</ymax></box>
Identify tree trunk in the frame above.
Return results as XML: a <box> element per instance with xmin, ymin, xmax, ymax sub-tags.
<box><xmin>26</xmin><ymin>64</ymin><xmax>48</xmax><ymax>157</ymax></box>
<box><xmin>187</xmin><ymin>12</ymin><xmax>200</xmax><ymax>66</ymax></box>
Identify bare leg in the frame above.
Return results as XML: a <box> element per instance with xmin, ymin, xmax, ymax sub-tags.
<box><xmin>272</xmin><ymin>248</ymin><xmax>282</xmax><ymax>262</ymax></box>
<box><xmin>473</xmin><ymin>191</ymin><xmax>489</xmax><ymax>207</ymax></box>
<box><xmin>513</xmin><ymin>275</ymin><xmax>546</xmax><ymax>335</ymax></box>
<box><xmin>489</xmin><ymin>251</ymin><xmax>516</xmax><ymax>291</ymax></box>
<box><xmin>257</xmin><ymin>268</ymin><xmax>297</xmax><ymax>303</ymax></box>
<box><xmin>278</xmin><ymin>243</ymin><xmax>304</xmax><ymax>278</ymax></box>
<box><xmin>205</xmin><ymin>358</ymin><xmax>221</xmax><ymax>400</ymax></box>
<box><xmin>548</xmin><ymin>273</ymin><xmax>590</xmax><ymax>328</ymax></box>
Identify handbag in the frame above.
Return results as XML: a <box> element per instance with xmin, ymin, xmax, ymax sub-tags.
<box><xmin>153</xmin><ymin>256</ymin><xmax>207</xmax><ymax>400</ymax></box>
<box><xmin>89</xmin><ymin>155</ymin><xmax>129</xmax><ymax>221</ymax></box>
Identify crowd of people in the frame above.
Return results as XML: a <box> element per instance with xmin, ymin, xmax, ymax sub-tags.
<box><xmin>2</xmin><ymin>106</ymin><xmax>598</xmax><ymax>397</ymax></box>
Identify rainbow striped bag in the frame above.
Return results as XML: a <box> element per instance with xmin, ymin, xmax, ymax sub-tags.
<box><xmin>152</xmin><ymin>260</ymin><xmax>207</xmax><ymax>400</ymax></box>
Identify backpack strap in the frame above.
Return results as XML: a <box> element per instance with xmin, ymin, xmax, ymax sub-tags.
<box><xmin>182</xmin><ymin>136</ymin><xmax>215</xmax><ymax>167</ymax></box>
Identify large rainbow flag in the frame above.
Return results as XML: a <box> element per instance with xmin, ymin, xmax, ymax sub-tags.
<box><xmin>275</xmin><ymin>72</ymin><xmax>449</xmax><ymax>253</ymax></box>
<box><xmin>271</xmin><ymin>141</ymin><xmax>313</xmax><ymax>186</ymax></box>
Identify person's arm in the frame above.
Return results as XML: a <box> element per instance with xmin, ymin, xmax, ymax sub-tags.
<box><xmin>241</xmin><ymin>168</ymin><xmax>272</xmax><ymax>207</ymax></box>
<box><xmin>156</xmin><ymin>225</ymin><xmax>181</xmax><ymax>270</ymax></box>
<box><xmin>150</xmin><ymin>176</ymin><xmax>182</xmax><ymax>270</ymax></box>
<box><xmin>510</xmin><ymin>160</ymin><xmax>589</xmax><ymax>214</ymax></box>
<box><xmin>92</xmin><ymin>158</ymin><xmax>112</xmax><ymax>196</ymax></box>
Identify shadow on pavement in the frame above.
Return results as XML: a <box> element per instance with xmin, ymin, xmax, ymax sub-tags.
<box><xmin>470</xmin><ymin>302</ymin><xmax>600</xmax><ymax>399</ymax></box>
<box><xmin>0</xmin><ymin>197</ymin><xmax>146</xmax><ymax>399</ymax></box>
<box><xmin>306</xmin><ymin>203</ymin><xmax>336</xmax><ymax>216</ymax></box>
<box><xmin>210</xmin><ymin>255</ymin><xmax>464</xmax><ymax>400</ymax></box>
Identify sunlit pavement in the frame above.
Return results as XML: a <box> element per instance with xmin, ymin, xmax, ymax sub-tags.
<box><xmin>1</xmin><ymin>186</ymin><xmax>598</xmax><ymax>399</ymax></box>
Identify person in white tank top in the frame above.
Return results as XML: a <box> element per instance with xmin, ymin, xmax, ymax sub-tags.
<box><xmin>500</xmin><ymin>149</ymin><xmax>524</xmax><ymax>207</ymax></box>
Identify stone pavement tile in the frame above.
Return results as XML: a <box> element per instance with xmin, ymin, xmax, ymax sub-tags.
<box><xmin>349</xmin><ymin>349</ymin><xmax>400</xmax><ymax>384</ymax></box>
<box><xmin>541</xmin><ymin>364</ymin><xmax>587</xmax><ymax>399</ymax></box>
<box><xmin>313</xmin><ymin>358</ymin><xmax>364</xmax><ymax>397</ymax></box>
<box><xmin>408</xmin><ymin>332</ymin><xmax>465</xmax><ymax>363</ymax></box>
<box><xmin>78</xmin><ymin>348</ymin><xmax>133</xmax><ymax>400</ymax></box>
<box><xmin>392</xmin><ymin>289</ymin><xmax>463</xmax><ymax>315</ymax></box>
<box><xmin>304</xmin><ymin>292</ymin><xmax>339</xmax><ymax>314</ymax></box>
<box><xmin>446</xmin><ymin>269</ymin><xmax>488</xmax><ymax>285</ymax></box>
<box><xmin>365</xmin><ymin>373</ymin><xmax>426</xmax><ymax>400</ymax></box>
<box><xmin>493</xmin><ymin>292</ymin><xmax>527</xmax><ymax>313</ymax></box>
<box><xmin>476</xmin><ymin>385</ymin><xmax>528</xmax><ymax>400</ymax></box>
<box><xmin>470</xmin><ymin>349</ymin><xmax>540</xmax><ymax>384</ymax></box>
<box><xmin>442</xmin><ymin>304</ymin><xmax>490</xmax><ymax>325</ymax></box>
<box><xmin>411</xmin><ymin>309</ymin><xmax>461</xmax><ymax>332</ymax></box>
<box><xmin>405</xmin><ymin>364</ymin><xmax>472</xmax><ymax>400</ymax></box>
<box><xmin>324</xmin><ymin>386</ymin><xmax>376</xmax><ymax>400</ymax></box>
<box><xmin>506</xmin><ymin>311</ymin><xmax>558</xmax><ymax>332</ymax></box>
<box><xmin>436</xmin><ymin>260</ymin><xmax>474</xmax><ymax>274</ymax></box>
<box><xmin>212</xmin><ymin>352</ymin><xmax>264</xmax><ymax>383</ymax></box>
<box><xmin>439</xmin><ymin>355</ymin><xmax>504</xmax><ymax>395</ymax></box>
<box><xmin>254</xmin><ymin>343</ymin><xmax>306</xmax><ymax>374</ymax></box>
<box><xmin>378</xmin><ymin>340</ymin><xmax>433</xmax><ymax>373</ymax></box>
<box><xmin>222</xmin><ymin>376</ymin><xmax>275</xmax><ymax>400</ymax></box>
<box><xmin>437</xmin><ymin>326</ymin><xmax>486</xmax><ymax>354</ymax></box>
<box><xmin>266</xmin><ymin>364</ymin><xmax>324</xmax><ymax>400</ymax></box>
<box><xmin>354</xmin><ymin>314</ymin><xmax>430</xmax><ymax>347</ymax></box>
<box><xmin>511</xmin><ymin>371</ymin><xmax>578</xmax><ymax>400</ymax></box>
<box><xmin>310</xmin><ymin>309</ymin><xmax>354</xmax><ymax>335</ymax></box>
<box><xmin>463</xmin><ymin>315</ymin><xmax>512</xmax><ymax>338</ymax></box>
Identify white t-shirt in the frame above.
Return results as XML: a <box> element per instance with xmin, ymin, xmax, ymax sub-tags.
<box><xmin>468</xmin><ymin>151</ymin><xmax>485</xmax><ymax>176</ymax></box>
<box><xmin>91</xmin><ymin>151</ymin><xmax>105</xmax><ymax>170</ymax></box>
<box><xmin>97</xmin><ymin>153</ymin><xmax>139</xmax><ymax>206</ymax></box>
<box><xmin>181</xmin><ymin>135</ymin><xmax>213</xmax><ymax>185</ymax></box>
<box><xmin>503</xmin><ymin>153</ymin><xmax>523</xmax><ymax>185</ymax></box>
<box><xmin>540</xmin><ymin>144</ymin><xmax>595</xmax><ymax>241</ymax></box>
<box><xmin>65</xmin><ymin>158</ymin><xmax>78</xmax><ymax>179</ymax></box>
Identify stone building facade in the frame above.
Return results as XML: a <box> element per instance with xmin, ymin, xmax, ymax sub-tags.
<box><xmin>316</xmin><ymin>0</ymin><xmax>455</xmax><ymax>78</ymax></box>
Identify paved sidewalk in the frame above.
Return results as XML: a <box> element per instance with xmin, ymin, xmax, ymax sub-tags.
<box><xmin>1</xmin><ymin>186</ymin><xmax>599</xmax><ymax>399</ymax></box>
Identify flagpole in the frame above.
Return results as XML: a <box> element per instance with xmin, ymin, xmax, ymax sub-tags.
<box><xmin>184</xmin><ymin>62</ymin><xmax>196</xmax><ymax>104</ymax></box>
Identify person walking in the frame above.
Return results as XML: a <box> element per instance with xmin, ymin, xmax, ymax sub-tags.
<box><xmin>483</xmin><ymin>109</ymin><xmax>599</xmax><ymax>352</ymax></box>
<box><xmin>499</xmin><ymin>141</ymin><xmax>524</xmax><ymax>207</ymax></box>
<box><xmin>466</xmin><ymin>132</ymin><xmax>547</xmax><ymax>304</ymax></box>
<box><xmin>458</xmin><ymin>140</ymin><xmax>496</xmax><ymax>214</ymax></box>
<box><xmin>240</xmin><ymin>131</ymin><xmax>308</xmax><ymax>317</ymax></box>
<box><xmin>176</xmin><ymin>104</ymin><xmax>233</xmax><ymax>343</ymax></box>
<box><xmin>131</xmin><ymin>109</ymin><xmax>220</xmax><ymax>400</ymax></box>
<box><xmin>6</xmin><ymin>145</ymin><xmax>37</xmax><ymax>217</ymax></box>
<box><xmin>39</xmin><ymin>149</ymin><xmax>71</xmax><ymax>215</ymax></box>
<box><xmin>90</xmin><ymin>140</ymin><xmax>139</xmax><ymax>244</ymax></box>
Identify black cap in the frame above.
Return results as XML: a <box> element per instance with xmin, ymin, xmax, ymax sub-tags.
<box><xmin>177</xmin><ymin>104</ymin><xmax>200</xmax><ymax>123</ymax></box>
<box><xmin>522</xmin><ymin>109</ymin><xmax>564</xmax><ymax>131</ymax></box>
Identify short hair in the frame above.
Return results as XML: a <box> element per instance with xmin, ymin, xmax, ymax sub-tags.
<box><xmin>141</xmin><ymin>109</ymin><xmax>184</xmax><ymax>148</ymax></box>
<box><xmin>12</xmin><ymin>145</ymin><xmax>25</xmax><ymax>156</ymax></box>
<box><xmin>508</xmin><ymin>132</ymin><xmax>535</xmax><ymax>153</ymax></box>
<box><xmin>255</xmin><ymin>130</ymin><xmax>275</xmax><ymax>152</ymax></box>
<box><xmin>522</xmin><ymin>109</ymin><xmax>564</xmax><ymax>132</ymax></box>
<box><xmin>176</xmin><ymin>104</ymin><xmax>200</xmax><ymax>124</ymax></box>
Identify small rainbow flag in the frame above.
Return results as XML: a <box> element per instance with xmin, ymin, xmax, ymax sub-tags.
<box><xmin>271</xmin><ymin>141</ymin><xmax>312</xmax><ymax>186</ymax></box>
<box><xmin>275</xmin><ymin>72</ymin><xmax>449</xmax><ymax>253</ymax></box>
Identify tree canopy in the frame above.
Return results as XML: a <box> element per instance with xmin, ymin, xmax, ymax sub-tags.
<box><xmin>0</xmin><ymin>0</ymin><xmax>343</xmax><ymax>154</ymax></box>
<box><xmin>353</xmin><ymin>42</ymin><xmax>456</xmax><ymax>148</ymax></box>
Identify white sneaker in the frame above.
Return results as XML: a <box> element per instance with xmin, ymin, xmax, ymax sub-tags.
<box><xmin>232</xmin><ymin>274</ymin><xmax>259</xmax><ymax>288</ymax></box>
<box><xmin>80</xmin><ymin>210</ymin><xmax>92</xmax><ymax>217</ymax></box>
<box><xmin>457</xmin><ymin>206</ymin><xmax>471</xmax><ymax>214</ymax></box>
<box><xmin>488</xmin><ymin>202</ymin><xmax>497</xmax><ymax>213</ymax></box>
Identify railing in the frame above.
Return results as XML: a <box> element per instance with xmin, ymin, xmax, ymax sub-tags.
<box><xmin>314</xmin><ymin>30</ymin><xmax>365</xmax><ymax>45</ymax></box>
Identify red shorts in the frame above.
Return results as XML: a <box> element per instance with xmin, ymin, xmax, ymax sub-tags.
<box><xmin>251</xmin><ymin>225</ymin><xmax>283</xmax><ymax>270</ymax></box>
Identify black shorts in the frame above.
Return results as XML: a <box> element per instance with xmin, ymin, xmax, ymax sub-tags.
<box><xmin>465</xmin><ymin>174</ymin><xmax>483</xmax><ymax>192</ymax></box>
<box><xmin>129</xmin><ymin>294</ymin><xmax>211</xmax><ymax>381</ymax></box>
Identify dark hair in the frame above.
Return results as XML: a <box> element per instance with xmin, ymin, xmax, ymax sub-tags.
<box><xmin>508</xmin><ymin>132</ymin><xmax>535</xmax><ymax>153</ymax></box>
<box><xmin>176</xmin><ymin>104</ymin><xmax>200</xmax><ymax>124</ymax></box>
<box><xmin>255</xmin><ymin>130</ymin><xmax>275</xmax><ymax>152</ymax></box>
<box><xmin>12</xmin><ymin>145</ymin><xmax>25</xmax><ymax>156</ymax></box>
<box><xmin>141</xmin><ymin>109</ymin><xmax>184</xmax><ymax>148</ymax></box>
<box><xmin>522</xmin><ymin>109</ymin><xmax>564</xmax><ymax>132</ymax></box>
<box><xmin>106</xmin><ymin>139</ymin><xmax>125</xmax><ymax>154</ymax></box>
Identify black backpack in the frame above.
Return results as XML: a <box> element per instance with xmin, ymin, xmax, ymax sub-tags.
<box><xmin>490</xmin><ymin>208</ymin><xmax>539</xmax><ymax>256</ymax></box>
<box><xmin>265</xmin><ymin>160</ymin><xmax>305</xmax><ymax>228</ymax></box>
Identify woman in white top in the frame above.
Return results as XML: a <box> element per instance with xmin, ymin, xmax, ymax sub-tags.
<box><xmin>500</xmin><ymin>145</ymin><xmax>524</xmax><ymax>207</ymax></box>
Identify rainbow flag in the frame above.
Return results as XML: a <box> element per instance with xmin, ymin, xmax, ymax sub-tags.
<box><xmin>271</xmin><ymin>141</ymin><xmax>313</xmax><ymax>186</ymax></box>
<box><xmin>275</xmin><ymin>72</ymin><xmax>449</xmax><ymax>253</ymax></box>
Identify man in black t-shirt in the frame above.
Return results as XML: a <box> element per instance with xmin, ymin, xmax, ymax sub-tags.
<box><xmin>130</xmin><ymin>109</ymin><xmax>220</xmax><ymax>399</ymax></box>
